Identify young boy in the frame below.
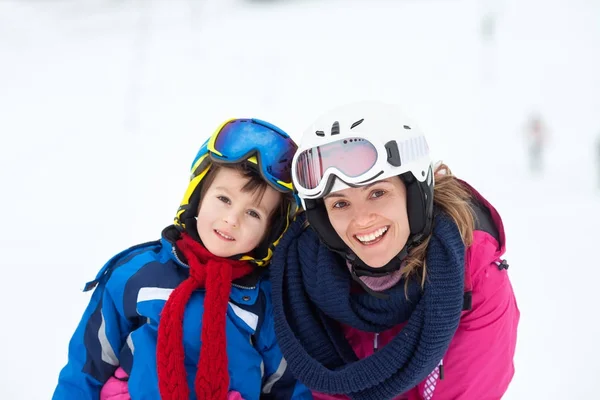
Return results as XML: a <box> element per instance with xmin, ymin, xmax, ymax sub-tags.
<box><xmin>53</xmin><ymin>118</ymin><xmax>311</xmax><ymax>400</ymax></box>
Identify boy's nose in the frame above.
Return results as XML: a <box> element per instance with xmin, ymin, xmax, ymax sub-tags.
<box><xmin>224</xmin><ymin>213</ymin><xmax>239</xmax><ymax>228</ymax></box>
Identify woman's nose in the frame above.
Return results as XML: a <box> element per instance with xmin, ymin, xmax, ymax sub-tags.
<box><xmin>351</xmin><ymin>204</ymin><xmax>377</xmax><ymax>227</ymax></box>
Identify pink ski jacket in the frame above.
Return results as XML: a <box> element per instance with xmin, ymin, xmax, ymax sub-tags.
<box><xmin>313</xmin><ymin>182</ymin><xmax>519</xmax><ymax>400</ymax></box>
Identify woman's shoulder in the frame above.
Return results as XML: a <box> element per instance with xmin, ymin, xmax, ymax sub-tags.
<box><xmin>458</xmin><ymin>180</ymin><xmax>512</xmax><ymax>299</ymax></box>
<box><xmin>461</xmin><ymin>180</ymin><xmax>507</xmax><ymax>266</ymax></box>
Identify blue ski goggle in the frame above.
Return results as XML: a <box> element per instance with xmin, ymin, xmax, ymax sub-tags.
<box><xmin>204</xmin><ymin>118</ymin><xmax>297</xmax><ymax>193</ymax></box>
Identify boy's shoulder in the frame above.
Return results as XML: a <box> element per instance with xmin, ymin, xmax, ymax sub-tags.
<box><xmin>84</xmin><ymin>238</ymin><xmax>170</xmax><ymax>293</ymax></box>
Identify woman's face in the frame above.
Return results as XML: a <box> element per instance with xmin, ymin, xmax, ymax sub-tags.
<box><xmin>323</xmin><ymin>178</ymin><xmax>410</xmax><ymax>268</ymax></box>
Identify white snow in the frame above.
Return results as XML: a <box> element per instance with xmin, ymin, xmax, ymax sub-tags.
<box><xmin>1</xmin><ymin>0</ymin><xmax>599</xmax><ymax>398</ymax></box>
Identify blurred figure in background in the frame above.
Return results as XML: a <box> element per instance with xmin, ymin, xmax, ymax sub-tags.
<box><xmin>480</xmin><ymin>12</ymin><xmax>496</xmax><ymax>43</ymax></box>
<box><xmin>596</xmin><ymin>132</ymin><xmax>600</xmax><ymax>189</ymax></box>
<box><xmin>524</xmin><ymin>112</ymin><xmax>549</xmax><ymax>175</ymax></box>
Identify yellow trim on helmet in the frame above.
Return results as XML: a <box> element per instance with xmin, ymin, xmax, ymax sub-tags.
<box><xmin>277</xmin><ymin>180</ymin><xmax>293</xmax><ymax>190</ymax></box>
<box><xmin>207</xmin><ymin>118</ymin><xmax>235</xmax><ymax>157</ymax></box>
<box><xmin>189</xmin><ymin>153</ymin><xmax>209</xmax><ymax>178</ymax></box>
<box><xmin>174</xmin><ymin>153</ymin><xmax>211</xmax><ymax>228</ymax></box>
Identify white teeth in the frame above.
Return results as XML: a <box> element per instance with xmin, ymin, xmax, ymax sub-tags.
<box><xmin>356</xmin><ymin>226</ymin><xmax>388</xmax><ymax>243</ymax></box>
<box><xmin>216</xmin><ymin>230</ymin><xmax>234</xmax><ymax>240</ymax></box>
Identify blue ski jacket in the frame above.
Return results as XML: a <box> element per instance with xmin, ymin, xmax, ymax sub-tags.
<box><xmin>53</xmin><ymin>226</ymin><xmax>311</xmax><ymax>400</ymax></box>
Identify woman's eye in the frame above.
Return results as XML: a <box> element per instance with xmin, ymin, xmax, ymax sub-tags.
<box><xmin>332</xmin><ymin>201</ymin><xmax>348</xmax><ymax>209</ymax></box>
<box><xmin>371</xmin><ymin>190</ymin><xmax>386</xmax><ymax>199</ymax></box>
<box><xmin>247</xmin><ymin>210</ymin><xmax>261</xmax><ymax>219</ymax></box>
<box><xmin>217</xmin><ymin>196</ymin><xmax>231</xmax><ymax>204</ymax></box>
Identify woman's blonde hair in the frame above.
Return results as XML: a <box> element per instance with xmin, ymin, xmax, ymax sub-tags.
<box><xmin>402</xmin><ymin>162</ymin><xmax>474</xmax><ymax>289</ymax></box>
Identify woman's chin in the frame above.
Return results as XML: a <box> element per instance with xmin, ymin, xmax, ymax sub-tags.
<box><xmin>354</xmin><ymin>252</ymin><xmax>396</xmax><ymax>269</ymax></box>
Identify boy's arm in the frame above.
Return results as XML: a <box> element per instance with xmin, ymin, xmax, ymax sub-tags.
<box><xmin>256</xmin><ymin>284</ymin><xmax>313</xmax><ymax>400</ymax></box>
<box><xmin>53</xmin><ymin>266</ymin><xmax>132</xmax><ymax>400</ymax></box>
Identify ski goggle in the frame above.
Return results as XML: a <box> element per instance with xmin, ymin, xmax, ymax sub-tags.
<box><xmin>292</xmin><ymin>135</ymin><xmax>429</xmax><ymax>198</ymax></box>
<box><xmin>207</xmin><ymin>118</ymin><xmax>298</xmax><ymax>192</ymax></box>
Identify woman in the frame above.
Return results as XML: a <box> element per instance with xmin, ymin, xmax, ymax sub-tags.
<box><xmin>271</xmin><ymin>102</ymin><xmax>519</xmax><ymax>400</ymax></box>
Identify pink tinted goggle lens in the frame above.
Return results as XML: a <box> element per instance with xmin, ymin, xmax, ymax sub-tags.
<box><xmin>294</xmin><ymin>138</ymin><xmax>378</xmax><ymax>190</ymax></box>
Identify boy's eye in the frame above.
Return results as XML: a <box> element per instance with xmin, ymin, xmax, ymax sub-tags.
<box><xmin>247</xmin><ymin>210</ymin><xmax>261</xmax><ymax>219</ymax></box>
<box><xmin>217</xmin><ymin>195</ymin><xmax>231</xmax><ymax>204</ymax></box>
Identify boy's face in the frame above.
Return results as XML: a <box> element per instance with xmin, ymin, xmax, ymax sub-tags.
<box><xmin>196</xmin><ymin>167</ymin><xmax>281</xmax><ymax>258</ymax></box>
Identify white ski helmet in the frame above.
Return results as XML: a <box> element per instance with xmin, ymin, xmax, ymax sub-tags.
<box><xmin>292</xmin><ymin>101</ymin><xmax>435</xmax><ymax>271</ymax></box>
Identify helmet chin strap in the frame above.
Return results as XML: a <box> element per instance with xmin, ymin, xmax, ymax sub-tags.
<box><xmin>345</xmin><ymin>246</ymin><xmax>408</xmax><ymax>277</ymax></box>
<box><xmin>343</xmin><ymin>234</ymin><xmax>427</xmax><ymax>299</ymax></box>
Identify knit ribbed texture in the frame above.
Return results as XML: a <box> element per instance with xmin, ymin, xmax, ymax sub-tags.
<box><xmin>156</xmin><ymin>233</ymin><xmax>253</xmax><ymax>400</ymax></box>
<box><xmin>271</xmin><ymin>213</ymin><xmax>465</xmax><ymax>400</ymax></box>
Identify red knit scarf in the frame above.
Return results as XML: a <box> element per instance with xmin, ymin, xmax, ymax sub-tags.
<box><xmin>157</xmin><ymin>233</ymin><xmax>254</xmax><ymax>400</ymax></box>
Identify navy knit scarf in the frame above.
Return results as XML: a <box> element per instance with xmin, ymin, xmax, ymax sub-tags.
<box><xmin>271</xmin><ymin>213</ymin><xmax>465</xmax><ymax>400</ymax></box>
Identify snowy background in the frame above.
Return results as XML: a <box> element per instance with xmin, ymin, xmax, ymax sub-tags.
<box><xmin>1</xmin><ymin>0</ymin><xmax>599</xmax><ymax>398</ymax></box>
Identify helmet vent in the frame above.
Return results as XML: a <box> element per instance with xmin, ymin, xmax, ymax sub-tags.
<box><xmin>316</xmin><ymin>130</ymin><xmax>325</xmax><ymax>137</ymax></box>
<box><xmin>331</xmin><ymin>121</ymin><xmax>340</xmax><ymax>135</ymax></box>
<box><xmin>350</xmin><ymin>118</ymin><xmax>364</xmax><ymax>129</ymax></box>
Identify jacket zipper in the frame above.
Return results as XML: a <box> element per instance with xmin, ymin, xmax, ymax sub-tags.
<box><xmin>373</xmin><ymin>333</ymin><xmax>379</xmax><ymax>353</ymax></box>
<box><xmin>171</xmin><ymin>247</ymin><xmax>256</xmax><ymax>290</ymax></box>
